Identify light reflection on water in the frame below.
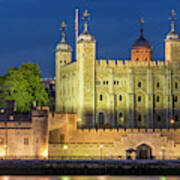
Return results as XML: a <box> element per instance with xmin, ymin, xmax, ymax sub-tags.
<box><xmin>0</xmin><ymin>177</ymin><xmax>180</xmax><ymax>180</ymax></box>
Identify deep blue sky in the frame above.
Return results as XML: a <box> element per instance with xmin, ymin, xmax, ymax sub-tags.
<box><xmin>0</xmin><ymin>0</ymin><xmax>179</xmax><ymax>78</ymax></box>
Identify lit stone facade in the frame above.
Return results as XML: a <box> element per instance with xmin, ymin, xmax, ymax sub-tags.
<box><xmin>51</xmin><ymin>10</ymin><xmax>180</xmax><ymax>159</ymax></box>
<box><xmin>55</xmin><ymin>11</ymin><xmax>180</xmax><ymax>129</ymax></box>
<box><xmin>49</xmin><ymin>112</ymin><xmax>180</xmax><ymax>159</ymax></box>
<box><xmin>0</xmin><ymin>101</ymin><xmax>48</xmax><ymax>158</ymax></box>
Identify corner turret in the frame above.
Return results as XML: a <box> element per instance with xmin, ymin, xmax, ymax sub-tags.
<box><xmin>165</xmin><ymin>9</ymin><xmax>180</xmax><ymax>63</ymax></box>
<box><xmin>76</xmin><ymin>10</ymin><xmax>96</xmax><ymax>127</ymax></box>
<box><xmin>55</xmin><ymin>21</ymin><xmax>72</xmax><ymax>112</ymax></box>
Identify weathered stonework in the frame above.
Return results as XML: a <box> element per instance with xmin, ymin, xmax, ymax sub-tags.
<box><xmin>52</xmin><ymin>11</ymin><xmax>180</xmax><ymax>159</ymax></box>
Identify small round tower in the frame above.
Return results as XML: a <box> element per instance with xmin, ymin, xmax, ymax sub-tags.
<box><xmin>131</xmin><ymin>18</ymin><xmax>152</xmax><ymax>64</ymax></box>
<box><xmin>55</xmin><ymin>21</ymin><xmax>72</xmax><ymax>112</ymax></box>
<box><xmin>165</xmin><ymin>9</ymin><xmax>180</xmax><ymax>63</ymax></box>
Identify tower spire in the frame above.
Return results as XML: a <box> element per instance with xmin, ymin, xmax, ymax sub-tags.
<box><xmin>139</xmin><ymin>17</ymin><xmax>144</xmax><ymax>37</ymax></box>
<box><xmin>82</xmin><ymin>10</ymin><xmax>90</xmax><ymax>32</ymax></box>
<box><xmin>169</xmin><ymin>9</ymin><xmax>177</xmax><ymax>32</ymax></box>
<box><xmin>60</xmin><ymin>21</ymin><xmax>67</xmax><ymax>43</ymax></box>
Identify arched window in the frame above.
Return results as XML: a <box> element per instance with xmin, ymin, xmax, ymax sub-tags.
<box><xmin>64</xmin><ymin>60</ymin><xmax>66</xmax><ymax>64</ymax></box>
<box><xmin>138</xmin><ymin>96</ymin><xmax>141</xmax><ymax>102</ymax></box>
<box><xmin>98</xmin><ymin>112</ymin><xmax>104</xmax><ymax>125</ymax></box>
<box><xmin>119</xmin><ymin>95</ymin><xmax>122</xmax><ymax>101</ymax></box>
<box><xmin>157</xmin><ymin>115</ymin><xmax>161</xmax><ymax>122</ymax></box>
<box><xmin>119</xmin><ymin>112</ymin><xmax>124</xmax><ymax>121</ymax></box>
<box><xmin>157</xmin><ymin>82</ymin><xmax>160</xmax><ymax>88</ymax></box>
<box><xmin>175</xmin><ymin>115</ymin><xmax>179</xmax><ymax>122</ymax></box>
<box><xmin>174</xmin><ymin>96</ymin><xmax>178</xmax><ymax>102</ymax></box>
<box><xmin>157</xmin><ymin>96</ymin><xmax>160</xmax><ymax>102</ymax></box>
<box><xmin>99</xmin><ymin>94</ymin><xmax>103</xmax><ymax>101</ymax></box>
<box><xmin>138</xmin><ymin>82</ymin><xmax>142</xmax><ymax>88</ymax></box>
<box><xmin>138</xmin><ymin>114</ymin><xmax>142</xmax><ymax>122</ymax></box>
<box><xmin>106</xmin><ymin>81</ymin><xmax>109</xmax><ymax>85</ymax></box>
<box><xmin>175</xmin><ymin>82</ymin><xmax>178</xmax><ymax>89</ymax></box>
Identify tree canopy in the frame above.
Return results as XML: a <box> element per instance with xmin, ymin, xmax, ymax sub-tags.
<box><xmin>0</xmin><ymin>63</ymin><xmax>49</xmax><ymax>112</ymax></box>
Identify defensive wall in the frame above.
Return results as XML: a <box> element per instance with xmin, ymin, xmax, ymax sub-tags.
<box><xmin>96</xmin><ymin>59</ymin><xmax>165</xmax><ymax>67</ymax></box>
<box><xmin>48</xmin><ymin>113</ymin><xmax>180</xmax><ymax>159</ymax></box>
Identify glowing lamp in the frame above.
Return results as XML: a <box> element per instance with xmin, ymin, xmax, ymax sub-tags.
<box><xmin>63</xmin><ymin>144</ymin><xmax>68</xmax><ymax>150</ymax></box>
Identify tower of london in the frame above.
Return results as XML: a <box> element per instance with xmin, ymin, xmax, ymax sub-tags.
<box><xmin>55</xmin><ymin>10</ymin><xmax>180</xmax><ymax>130</ymax></box>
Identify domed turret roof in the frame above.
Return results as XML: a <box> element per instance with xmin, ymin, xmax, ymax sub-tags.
<box><xmin>56</xmin><ymin>41</ymin><xmax>72</xmax><ymax>52</ymax></box>
<box><xmin>132</xmin><ymin>18</ymin><xmax>151</xmax><ymax>49</ymax></box>
<box><xmin>132</xmin><ymin>35</ymin><xmax>151</xmax><ymax>48</ymax></box>
<box><xmin>56</xmin><ymin>21</ymin><xmax>72</xmax><ymax>52</ymax></box>
<box><xmin>77</xmin><ymin>10</ymin><xmax>95</xmax><ymax>43</ymax></box>
<box><xmin>166</xmin><ymin>9</ymin><xmax>179</xmax><ymax>40</ymax></box>
<box><xmin>78</xmin><ymin>31</ymin><xmax>95</xmax><ymax>42</ymax></box>
<box><xmin>166</xmin><ymin>31</ymin><xmax>179</xmax><ymax>40</ymax></box>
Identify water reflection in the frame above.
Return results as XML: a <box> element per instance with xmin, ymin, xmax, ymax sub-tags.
<box><xmin>0</xmin><ymin>176</ymin><xmax>180</xmax><ymax>180</ymax></box>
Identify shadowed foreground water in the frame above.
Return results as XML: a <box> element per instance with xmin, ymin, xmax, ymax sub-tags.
<box><xmin>0</xmin><ymin>177</ymin><xmax>179</xmax><ymax>180</ymax></box>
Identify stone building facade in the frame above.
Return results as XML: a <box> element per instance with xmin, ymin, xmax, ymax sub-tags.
<box><xmin>50</xmin><ymin>10</ymin><xmax>180</xmax><ymax>159</ymax></box>
<box><xmin>0</xmin><ymin>101</ymin><xmax>48</xmax><ymax>158</ymax></box>
<box><xmin>55</xmin><ymin>10</ymin><xmax>180</xmax><ymax>129</ymax></box>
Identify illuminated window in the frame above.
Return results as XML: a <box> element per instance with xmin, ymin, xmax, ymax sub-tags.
<box><xmin>157</xmin><ymin>96</ymin><xmax>160</xmax><ymax>102</ymax></box>
<box><xmin>24</xmin><ymin>138</ymin><xmax>29</xmax><ymax>145</ymax></box>
<box><xmin>175</xmin><ymin>82</ymin><xmax>178</xmax><ymax>89</ymax></box>
<box><xmin>119</xmin><ymin>112</ymin><xmax>124</xmax><ymax>122</ymax></box>
<box><xmin>157</xmin><ymin>82</ymin><xmax>160</xmax><ymax>88</ymax></box>
<box><xmin>138</xmin><ymin>115</ymin><xmax>142</xmax><ymax>122</ymax></box>
<box><xmin>119</xmin><ymin>95</ymin><xmax>122</xmax><ymax>101</ymax></box>
<box><xmin>138</xmin><ymin>82</ymin><xmax>141</xmax><ymax>88</ymax></box>
<box><xmin>98</xmin><ymin>112</ymin><xmax>104</xmax><ymax>125</ymax></box>
<box><xmin>99</xmin><ymin>94</ymin><xmax>103</xmax><ymax>101</ymax></box>
<box><xmin>138</xmin><ymin>96</ymin><xmax>141</xmax><ymax>102</ymax></box>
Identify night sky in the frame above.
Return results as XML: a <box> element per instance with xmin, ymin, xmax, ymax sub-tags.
<box><xmin>0</xmin><ymin>0</ymin><xmax>179</xmax><ymax>78</ymax></box>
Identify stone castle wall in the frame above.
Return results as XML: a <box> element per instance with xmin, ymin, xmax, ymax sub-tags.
<box><xmin>0</xmin><ymin>104</ymin><xmax>49</xmax><ymax>159</ymax></box>
<box><xmin>48</xmin><ymin>113</ymin><xmax>180</xmax><ymax>159</ymax></box>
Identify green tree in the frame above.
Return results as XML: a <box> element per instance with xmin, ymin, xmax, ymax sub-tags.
<box><xmin>3</xmin><ymin>62</ymin><xmax>49</xmax><ymax>112</ymax></box>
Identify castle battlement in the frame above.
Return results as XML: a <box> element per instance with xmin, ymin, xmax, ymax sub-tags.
<box><xmin>96</xmin><ymin>59</ymin><xmax>165</xmax><ymax>68</ymax></box>
<box><xmin>76</xmin><ymin>128</ymin><xmax>180</xmax><ymax>134</ymax></box>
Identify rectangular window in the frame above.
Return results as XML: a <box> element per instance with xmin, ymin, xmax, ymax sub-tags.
<box><xmin>24</xmin><ymin>138</ymin><xmax>29</xmax><ymax>145</ymax></box>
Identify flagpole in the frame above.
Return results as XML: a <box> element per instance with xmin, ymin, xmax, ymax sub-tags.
<box><xmin>75</xmin><ymin>9</ymin><xmax>79</xmax><ymax>60</ymax></box>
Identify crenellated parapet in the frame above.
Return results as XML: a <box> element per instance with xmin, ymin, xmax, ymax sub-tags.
<box><xmin>96</xmin><ymin>59</ymin><xmax>165</xmax><ymax>68</ymax></box>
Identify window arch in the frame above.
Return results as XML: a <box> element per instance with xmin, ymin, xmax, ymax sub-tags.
<box><xmin>99</xmin><ymin>94</ymin><xmax>103</xmax><ymax>101</ymax></box>
<box><xmin>138</xmin><ymin>82</ymin><xmax>142</xmax><ymax>88</ymax></box>
<box><xmin>138</xmin><ymin>114</ymin><xmax>142</xmax><ymax>122</ymax></box>
<box><xmin>175</xmin><ymin>82</ymin><xmax>178</xmax><ymax>89</ymax></box>
<box><xmin>98</xmin><ymin>112</ymin><xmax>104</xmax><ymax>125</ymax></box>
<box><xmin>174</xmin><ymin>95</ymin><xmax>178</xmax><ymax>103</ymax></box>
<box><xmin>157</xmin><ymin>96</ymin><xmax>160</xmax><ymax>102</ymax></box>
<box><xmin>157</xmin><ymin>82</ymin><xmax>160</xmax><ymax>88</ymax></box>
<box><xmin>119</xmin><ymin>112</ymin><xmax>124</xmax><ymax>121</ymax></box>
<box><xmin>157</xmin><ymin>115</ymin><xmax>161</xmax><ymax>122</ymax></box>
<box><xmin>119</xmin><ymin>95</ymin><xmax>123</xmax><ymax>101</ymax></box>
<box><xmin>175</xmin><ymin>115</ymin><xmax>179</xmax><ymax>122</ymax></box>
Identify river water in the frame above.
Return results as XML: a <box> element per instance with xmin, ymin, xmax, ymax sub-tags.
<box><xmin>0</xmin><ymin>177</ymin><xmax>179</xmax><ymax>180</ymax></box>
